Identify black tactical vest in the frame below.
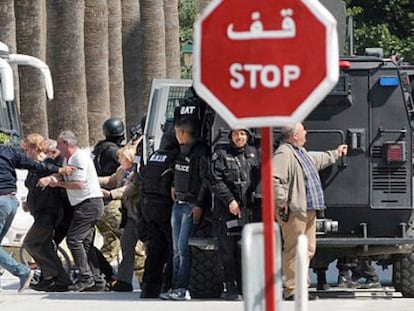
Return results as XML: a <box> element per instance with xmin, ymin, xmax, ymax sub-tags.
<box><xmin>174</xmin><ymin>141</ymin><xmax>209</xmax><ymax>203</ymax></box>
<box><xmin>92</xmin><ymin>140</ymin><xmax>119</xmax><ymax>176</ymax></box>
<box><xmin>141</xmin><ymin>148</ymin><xmax>179</xmax><ymax>199</ymax></box>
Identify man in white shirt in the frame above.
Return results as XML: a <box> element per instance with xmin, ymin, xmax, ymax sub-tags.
<box><xmin>48</xmin><ymin>131</ymin><xmax>104</xmax><ymax>291</ymax></box>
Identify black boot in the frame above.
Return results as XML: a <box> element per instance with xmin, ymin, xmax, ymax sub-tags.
<box><xmin>111</xmin><ymin>280</ymin><xmax>133</xmax><ymax>292</ymax></box>
<box><xmin>220</xmin><ymin>281</ymin><xmax>242</xmax><ymax>301</ymax></box>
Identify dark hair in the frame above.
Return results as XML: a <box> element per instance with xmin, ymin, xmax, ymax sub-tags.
<box><xmin>174</xmin><ymin>118</ymin><xmax>197</xmax><ymax>137</ymax></box>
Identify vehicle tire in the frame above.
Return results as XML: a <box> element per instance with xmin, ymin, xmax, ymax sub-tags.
<box><xmin>189</xmin><ymin>246</ymin><xmax>223</xmax><ymax>298</ymax></box>
<box><xmin>392</xmin><ymin>256</ymin><xmax>402</xmax><ymax>293</ymax></box>
<box><xmin>393</xmin><ymin>252</ymin><xmax>414</xmax><ymax>297</ymax></box>
<box><xmin>189</xmin><ymin>214</ymin><xmax>223</xmax><ymax>298</ymax></box>
<box><xmin>20</xmin><ymin>245</ymin><xmax>72</xmax><ymax>273</ymax></box>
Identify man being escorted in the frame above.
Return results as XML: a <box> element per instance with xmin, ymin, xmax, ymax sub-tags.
<box><xmin>41</xmin><ymin>131</ymin><xmax>105</xmax><ymax>291</ymax></box>
<box><xmin>0</xmin><ymin>138</ymin><xmax>74</xmax><ymax>292</ymax></box>
<box><xmin>272</xmin><ymin>123</ymin><xmax>347</xmax><ymax>300</ymax></box>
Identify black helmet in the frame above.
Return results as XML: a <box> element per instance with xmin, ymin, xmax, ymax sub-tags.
<box><xmin>103</xmin><ymin>117</ymin><xmax>125</xmax><ymax>138</ymax></box>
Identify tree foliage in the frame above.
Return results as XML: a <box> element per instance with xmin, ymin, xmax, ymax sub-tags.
<box><xmin>346</xmin><ymin>0</ymin><xmax>414</xmax><ymax>62</ymax></box>
<box><xmin>179</xmin><ymin>0</ymin><xmax>195</xmax><ymax>44</ymax></box>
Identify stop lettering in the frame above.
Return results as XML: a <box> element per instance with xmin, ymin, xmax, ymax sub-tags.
<box><xmin>230</xmin><ymin>63</ymin><xmax>301</xmax><ymax>89</ymax></box>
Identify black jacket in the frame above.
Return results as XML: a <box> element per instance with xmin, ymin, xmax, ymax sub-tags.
<box><xmin>25</xmin><ymin>157</ymin><xmax>69</xmax><ymax>223</ymax></box>
<box><xmin>0</xmin><ymin>144</ymin><xmax>60</xmax><ymax>195</ymax></box>
<box><xmin>211</xmin><ymin>144</ymin><xmax>259</xmax><ymax>219</ymax></box>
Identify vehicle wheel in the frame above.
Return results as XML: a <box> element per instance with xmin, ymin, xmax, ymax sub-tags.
<box><xmin>393</xmin><ymin>252</ymin><xmax>414</xmax><ymax>297</ymax></box>
<box><xmin>20</xmin><ymin>245</ymin><xmax>72</xmax><ymax>273</ymax></box>
<box><xmin>189</xmin><ymin>214</ymin><xmax>223</xmax><ymax>298</ymax></box>
<box><xmin>189</xmin><ymin>246</ymin><xmax>223</xmax><ymax>298</ymax></box>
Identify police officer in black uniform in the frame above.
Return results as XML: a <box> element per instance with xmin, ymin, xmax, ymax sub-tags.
<box><xmin>211</xmin><ymin>128</ymin><xmax>259</xmax><ymax>300</ymax></box>
<box><xmin>92</xmin><ymin>117</ymin><xmax>125</xmax><ymax>176</ymax></box>
<box><xmin>140</xmin><ymin>129</ymin><xmax>180</xmax><ymax>298</ymax></box>
<box><xmin>159</xmin><ymin>112</ymin><xmax>210</xmax><ymax>300</ymax></box>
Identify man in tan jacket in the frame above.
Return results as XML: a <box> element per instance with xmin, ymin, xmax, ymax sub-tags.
<box><xmin>272</xmin><ymin>123</ymin><xmax>347</xmax><ymax>300</ymax></box>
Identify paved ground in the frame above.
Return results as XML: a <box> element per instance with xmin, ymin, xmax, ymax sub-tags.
<box><xmin>2</xmin><ymin>270</ymin><xmax>414</xmax><ymax>311</ymax></box>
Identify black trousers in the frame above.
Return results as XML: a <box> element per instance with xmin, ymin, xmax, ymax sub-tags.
<box><xmin>215</xmin><ymin>219</ymin><xmax>242</xmax><ymax>287</ymax></box>
<box><xmin>66</xmin><ymin>198</ymin><xmax>104</xmax><ymax>282</ymax></box>
<box><xmin>142</xmin><ymin>218</ymin><xmax>173</xmax><ymax>292</ymax></box>
<box><xmin>24</xmin><ymin>214</ymin><xmax>70</xmax><ymax>283</ymax></box>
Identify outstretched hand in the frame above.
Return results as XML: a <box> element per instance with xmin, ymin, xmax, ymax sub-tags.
<box><xmin>336</xmin><ymin>144</ymin><xmax>348</xmax><ymax>157</ymax></box>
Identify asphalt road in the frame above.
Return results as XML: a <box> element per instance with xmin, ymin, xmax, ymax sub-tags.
<box><xmin>1</xmin><ymin>270</ymin><xmax>414</xmax><ymax>311</ymax></box>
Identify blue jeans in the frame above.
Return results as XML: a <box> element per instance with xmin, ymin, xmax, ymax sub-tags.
<box><xmin>0</xmin><ymin>196</ymin><xmax>30</xmax><ymax>278</ymax></box>
<box><xmin>171</xmin><ymin>202</ymin><xmax>195</xmax><ymax>289</ymax></box>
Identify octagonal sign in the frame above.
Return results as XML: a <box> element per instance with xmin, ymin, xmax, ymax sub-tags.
<box><xmin>193</xmin><ymin>0</ymin><xmax>339</xmax><ymax>128</ymax></box>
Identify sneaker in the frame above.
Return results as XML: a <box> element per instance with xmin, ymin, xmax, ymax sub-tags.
<box><xmin>30</xmin><ymin>278</ymin><xmax>55</xmax><ymax>291</ymax></box>
<box><xmin>18</xmin><ymin>269</ymin><xmax>35</xmax><ymax>293</ymax></box>
<box><xmin>45</xmin><ymin>283</ymin><xmax>70</xmax><ymax>292</ymax></box>
<box><xmin>68</xmin><ymin>278</ymin><xmax>95</xmax><ymax>292</ymax></box>
<box><xmin>110</xmin><ymin>280</ymin><xmax>133</xmax><ymax>292</ymax></box>
<box><xmin>159</xmin><ymin>288</ymin><xmax>173</xmax><ymax>300</ymax></box>
<box><xmin>359</xmin><ymin>278</ymin><xmax>381</xmax><ymax>289</ymax></box>
<box><xmin>337</xmin><ymin>275</ymin><xmax>359</xmax><ymax>288</ymax></box>
<box><xmin>170</xmin><ymin>288</ymin><xmax>191</xmax><ymax>301</ymax></box>
<box><xmin>83</xmin><ymin>277</ymin><xmax>107</xmax><ymax>292</ymax></box>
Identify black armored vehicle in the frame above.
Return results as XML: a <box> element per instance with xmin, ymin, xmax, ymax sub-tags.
<box><xmin>304</xmin><ymin>55</ymin><xmax>414</xmax><ymax>297</ymax></box>
<box><xmin>143</xmin><ymin>53</ymin><xmax>414</xmax><ymax>297</ymax></box>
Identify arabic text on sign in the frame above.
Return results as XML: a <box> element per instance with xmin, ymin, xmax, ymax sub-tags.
<box><xmin>230</xmin><ymin>63</ymin><xmax>301</xmax><ymax>89</ymax></box>
<box><xmin>227</xmin><ymin>9</ymin><xmax>296</xmax><ymax>41</ymax></box>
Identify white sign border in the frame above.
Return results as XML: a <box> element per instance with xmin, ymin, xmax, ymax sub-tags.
<box><xmin>193</xmin><ymin>0</ymin><xmax>339</xmax><ymax>129</ymax></box>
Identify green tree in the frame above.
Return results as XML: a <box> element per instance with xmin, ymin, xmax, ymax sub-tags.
<box><xmin>179</xmin><ymin>0</ymin><xmax>195</xmax><ymax>44</ymax></box>
<box><xmin>346</xmin><ymin>0</ymin><xmax>414</xmax><ymax>61</ymax></box>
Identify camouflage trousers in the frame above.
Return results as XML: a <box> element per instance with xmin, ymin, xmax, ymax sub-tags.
<box><xmin>134</xmin><ymin>240</ymin><xmax>146</xmax><ymax>283</ymax></box>
<box><xmin>96</xmin><ymin>200</ymin><xmax>123</xmax><ymax>263</ymax></box>
<box><xmin>96</xmin><ymin>200</ymin><xmax>146</xmax><ymax>282</ymax></box>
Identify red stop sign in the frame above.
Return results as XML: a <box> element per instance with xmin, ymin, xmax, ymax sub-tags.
<box><xmin>193</xmin><ymin>0</ymin><xmax>339</xmax><ymax>128</ymax></box>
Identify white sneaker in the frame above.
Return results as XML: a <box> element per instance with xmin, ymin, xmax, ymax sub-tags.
<box><xmin>170</xmin><ymin>288</ymin><xmax>191</xmax><ymax>301</ymax></box>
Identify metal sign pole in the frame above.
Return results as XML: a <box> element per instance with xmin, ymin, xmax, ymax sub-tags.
<box><xmin>261</xmin><ymin>127</ymin><xmax>276</xmax><ymax>311</ymax></box>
